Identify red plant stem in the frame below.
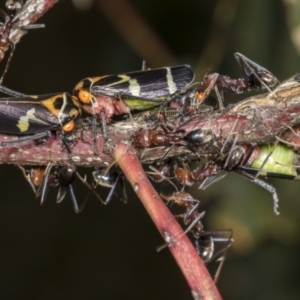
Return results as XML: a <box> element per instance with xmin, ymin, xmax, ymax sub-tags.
<box><xmin>2</xmin><ymin>75</ymin><xmax>300</xmax><ymax>166</ymax></box>
<box><xmin>27</xmin><ymin>0</ymin><xmax>58</xmax><ymax>24</ymax></box>
<box><xmin>113</xmin><ymin>143</ymin><xmax>222</xmax><ymax>300</ymax></box>
<box><xmin>2</xmin><ymin>103</ymin><xmax>300</xmax><ymax>165</ymax></box>
<box><xmin>0</xmin><ymin>132</ymin><xmax>113</xmax><ymax>166</ymax></box>
<box><xmin>180</xmin><ymin>103</ymin><xmax>300</xmax><ymax>145</ymax></box>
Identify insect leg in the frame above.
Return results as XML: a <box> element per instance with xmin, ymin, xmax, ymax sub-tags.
<box><xmin>1</xmin><ymin>131</ymin><xmax>51</xmax><ymax>146</ymax></box>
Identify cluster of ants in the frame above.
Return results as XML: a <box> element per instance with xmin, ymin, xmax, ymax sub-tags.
<box><xmin>2</xmin><ymin>0</ymin><xmax>299</xmax><ymax>281</ymax></box>
<box><xmin>128</xmin><ymin>53</ymin><xmax>282</xmax><ymax>272</ymax></box>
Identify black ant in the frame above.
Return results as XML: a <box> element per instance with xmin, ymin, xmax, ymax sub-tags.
<box><xmin>196</xmin><ymin>52</ymin><xmax>280</xmax><ymax>108</ymax></box>
<box><xmin>166</xmin><ymin>52</ymin><xmax>279</xmax><ymax>112</ymax></box>
<box><xmin>19</xmin><ymin>164</ymin><xmax>104</xmax><ymax>213</ymax></box>
<box><xmin>160</xmin><ymin>190</ymin><xmax>233</xmax><ymax>282</ymax></box>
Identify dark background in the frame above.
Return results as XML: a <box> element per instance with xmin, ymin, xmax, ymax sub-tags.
<box><xmin>1</xmin><ymin>0</ymin><xmax>300</xmax><ymax>299</ymax></box>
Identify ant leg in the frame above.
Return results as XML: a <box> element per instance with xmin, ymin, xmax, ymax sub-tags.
<box><xmin>182</xmin><ymin>202</ymin><xmax>200</xmax><ymax>224</ymax></box>
<box><xmin>0</xmin><ymin>41</ymin><xmax>15</xmax><ymax>85</ymax></box>
<box><xmin>58</xmin><ymin>132</ymin><xmax>73</xmax><ymax>156</ymax></box>
<box><xmin>237</xmin><ymin>170</ymin><xmax>280</xmax><ymax>215</ymax></box>
<box><xmin>0</xmin><ymin>85</ymin><xmax>28</xmax><ymax>97</ymax></box>
<box><xmin>92</xmin><ymin>113</ymin><xmax>100</xmax><ymax>156</ymax></box>
<box><xmin>76</xmin><ymin>171</ymin><xmax>106</xmax><ymax>209</ymax></box>
<box><xmin>1</xmin><ymin>131</ymin><xmax>51</xmax><ymax>146</ymax></box>
<box><xmin>104</xmin><ymin>173</ymin><xmax>122</xmax><ymax>204</ymax></box>
<box><xmin>67</xmin><ymin>184</ymin><xmax>80</xmax><ymax>213</ymax></box>
<box><xmin>20</xmin><ymin>24</ymin><xmax>45</xmax><ymax>30</ymax></box>
<box><xmin>210</xmin><ymin>230</ymin><xmax>233</xmax><ymax>283</ymax></box>
<box><xmin>198</xmin><ymin>171</ymin><xmax>228</xmax><ymax>190</ymax></box>
<box><xmin>37</xmin><ymin>163</ymin><xmax>53</xmax><ymax>205</ymax></box>
<box><xmin>100</xmin><ymin>108</ymin><xmax>107</xmax><ymax>141</ymax></box>
<box><xmin>119</xmin><ymin>173</ymin><xmax>128</xmax><ymax>204</ymax></box>
<box><xmin>56</xmin><ymin>186</ymin><xmax>67</xmax><ymax>204</ymax></box>
<box><xmin>17</xmin><ymin>166</ymin><xmax>37</xmax><ymax>193</ymax></box>
<box><xmin>214</xmin><ymin>86</ymin><xmax>224</xmax><ymax>109</ymax></box>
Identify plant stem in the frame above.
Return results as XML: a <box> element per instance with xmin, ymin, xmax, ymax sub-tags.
<box><xmin>113</xmin><ymin>142</ymin><xmax>222</xmax><ymax>300</ymax></box>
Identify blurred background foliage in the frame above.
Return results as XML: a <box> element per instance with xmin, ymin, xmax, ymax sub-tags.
<box><xmin>0</xmin><ymin>0</ymin><xmax>300</xmax><ymax>299</ymax></box>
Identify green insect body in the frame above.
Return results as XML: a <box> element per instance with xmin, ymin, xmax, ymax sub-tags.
<box><xmin>251</xmin><ymin>144</ymin><xmax>298</xmax><ymax>177</ymax></box>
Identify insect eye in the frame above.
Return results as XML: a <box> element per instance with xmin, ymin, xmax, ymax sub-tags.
<box><xmin>62</xmin><ymin>120</ymin><xmax>75</xmax><ymax>132</ymax></box>
<box><xmin>78</xmin><ymin>90</ymin><xmax>92</xmax><ymax>104</ymax></box>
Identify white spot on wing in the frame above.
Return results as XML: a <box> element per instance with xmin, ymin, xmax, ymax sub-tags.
<box><xmin>17</xmin><ymin>108</ymin><xmax>47</xmax><ymax>132</ymax></box>
<box><xmin>107</xmin><ymin>75</ymin><xmax>141</xmax><ymax>96</ymax></box>
<box><xmin>166</xmin><ymin>67</ymin><xmax>177</xmax><ymax>94</ymax></box>
<box><xmin>128</xmin><ymin>78</ymin><xmax>140</xmax><ymax>96</ymax></box>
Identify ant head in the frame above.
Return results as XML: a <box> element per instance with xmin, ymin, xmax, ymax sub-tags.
<box><xmin>6</xmin><ymin>0</ymin><xmax>22</xmax><ymax>10</ymax></box>
<box><xmin>6</xmin><ymin>0</ymin><xmax>23</xmax><ymax>17</ymax></box>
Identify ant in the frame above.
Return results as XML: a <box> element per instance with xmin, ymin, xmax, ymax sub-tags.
<box><xmin>195</xmin><ymin>52</ymin><xmax>280</xmax><ymax>108</ymax></box>
<box><xmin>167</xmin><ymin>52</ymin><xmax>279</xmax><ymax>112</ymax></box>
<box><xmin>173</xmin><ymin>160</ymin><xmax>221</xmax><ymax>188</ymax></box>
<box><xmin>196</xmin><ymin>52</ymin><xmax>280</xmax><ymax>108</ymax></box>
<box><xmin>0</xmin><ymin>0</ymin><xmax>44</xmax><ymax>84</ymax></box>
<box><xmin>133</xmin><ymin>124</ymin><xmax>186</xmax><ymax>148</ymax></box>
<box><xmin>184</xmin><ymin>134</ymin><xmax>281</xmax><ymax>214</ymax></box>
<box><xmin>160</xmin><ymin>190</ymin><xmax>233</xmax><ymax>282</ymax></box>
<box><xmin>158</xmin><ymin>52</ymin><xmax>279</xmax><ymax>115</ymax></box>
<box><xmin>19</xmin><ymin>164</ymin><xmax>104</xmax><ymax>213</ymax></box>
<box><xmin>160</xmin><ymin>190</ymin><xmax>203</xmax><ymax>241</ymax></box>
